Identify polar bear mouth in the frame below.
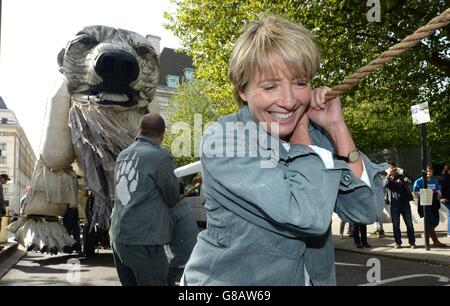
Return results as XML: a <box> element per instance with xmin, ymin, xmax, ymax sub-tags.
<box><xmin>83</xmin><ymin>86</ymin><xmax>139</xmax><ymax>107</ymax></box>
<box><xmin>98</xmin><ymin>92</ymin><xmax>130</xmax><ymax>102</ymax></box>
<box><xmin>94</xmin><ymin>92</ymin><xmax>136</xmax><ymax>106</ymax></box>
<box><xmin>88</xmin><ymin>92</ymin><xmax>138</xmax><ymax>107</ymax></box>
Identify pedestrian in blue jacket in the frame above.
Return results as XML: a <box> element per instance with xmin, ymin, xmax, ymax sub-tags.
<box><xmin>413</xmin><ymin>165</ymin><xmax>447</xmax><ymax>248</ymax></box>
<box><xmin>182</xmin><ymin>15</ymin><xmax>386</xmax><ymax>286</ymax></box>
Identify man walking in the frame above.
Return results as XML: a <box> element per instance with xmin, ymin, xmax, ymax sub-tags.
<box><xmin>384</xmin><ymin>164</ymin><xmax>416</xmax><ymax>249</ymax></box>
<box><xmin>110</xmin><ymin>113</ymin><xmax>180</xmax><ymax>286</ymax></box>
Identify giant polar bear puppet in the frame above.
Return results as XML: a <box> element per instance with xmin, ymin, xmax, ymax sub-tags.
<box><xmin>9</xmin><ymin>26</ymin><xmax>160</xmax><ymax>254</ymax></box>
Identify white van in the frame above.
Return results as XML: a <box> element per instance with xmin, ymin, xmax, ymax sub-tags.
<box><xmin>174</xmin><ymin>161</ymin><xmax>206</xmax><ymax>228</ymax></box>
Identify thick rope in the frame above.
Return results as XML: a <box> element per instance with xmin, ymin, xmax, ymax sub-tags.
<box><xmin>325</xmin><ymin>8</ymin><xmax>450</xmax><ymax>101</ymax></box>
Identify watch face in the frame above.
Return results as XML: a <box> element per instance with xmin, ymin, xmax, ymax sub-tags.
<box><xmin>349</xmin><ymin>150</ymin><xmax>359</xmax><ymax>162</ymax></box>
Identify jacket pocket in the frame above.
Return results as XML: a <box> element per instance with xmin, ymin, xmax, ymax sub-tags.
<box><xmin>250</xmin><ymin>227</ymin><xmax>303</xmax><ymax>260</ymax></box>
<box><xmin>206</xmin><ymin>222</ymin><xmax>230</xmax><ymax>248</ymax></box>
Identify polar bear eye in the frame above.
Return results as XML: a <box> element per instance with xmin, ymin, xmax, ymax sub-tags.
<box><xmin>79</xmin><ymin>36</ymin><xmax>97</xmax><ymax>46</ymax></box>
<box><xmin>135</xmin><ymin>46</ymin><xmax>152</xmax><ymax>57</ymax></box>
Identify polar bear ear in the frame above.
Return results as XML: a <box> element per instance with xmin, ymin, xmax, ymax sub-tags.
<box><xmin>57</xmin><ymin>48</ymin><xmax>65</xmax><ymax>67</ymax></box>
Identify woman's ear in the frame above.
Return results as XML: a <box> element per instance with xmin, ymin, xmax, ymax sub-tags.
<box><xmin>238</xmin><ymin>89</ymin><xmax>248</xmax><ymax>102</ymax></box>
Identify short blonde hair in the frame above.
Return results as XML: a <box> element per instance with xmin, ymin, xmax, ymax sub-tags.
<box><xmin>228</xmin><ymin>15</ymin><xmax>320</xmax><ymax>106</ymax></box>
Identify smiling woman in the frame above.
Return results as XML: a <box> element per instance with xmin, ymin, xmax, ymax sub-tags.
<box><xmin>228</xmin><ymin>16</ymin><xmax>319</xmax><ymax>108</ymax></box>
<box><xmin>182</xmin><ymin>15</ymin><xmax>388</xmax><ymax>286</ymax></box>
<box><xmin>237</xmin><ymin>58</ymin><xmax>312</xmax><ymax>141</ymax></box>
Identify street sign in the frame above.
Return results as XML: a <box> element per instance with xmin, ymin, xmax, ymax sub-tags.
<box><xmin>412</xmin><ymin>102</ymin><xmax>432</xmax><ymax>250</ymax></box>
<box><xmin>411</xmin><ymin>102</ymin><xmax>431</xmax><ymax>125</ymax></box>
<box><xmin>419</xmin><ymin>188</ymin><xmax>433</xmax><ymax>206</ymax></box>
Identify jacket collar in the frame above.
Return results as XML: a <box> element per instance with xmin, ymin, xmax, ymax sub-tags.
<box><xmin>237</xmin><ymin>104</ymin><xmax>289</xmax><ymax>160</ymax></box>
<box><xmin>136</xmin><ymin>135</ymin><xmax>160</xmax><ymax>146</ymax></box>
<box><xmin>237</xmin><ymin>104</ymin><xmax>331</xmax><ymax>162</ymax></box>
<box><xmin>237</xmin><ymin>104</ymin><xmax>254</xmax><ymax>124</ymax></box>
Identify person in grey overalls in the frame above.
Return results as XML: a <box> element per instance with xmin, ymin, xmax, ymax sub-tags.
<box><xmin>182</xmin><ymin>15</ymin><xmax>387</xmax><ymax>286</ymax></box>
<box><xmin>110</xmin><ymin>113</ymin><xmax>179</xmax><ymax>286</ymax></box>
<box><xmin>167</xmin><ymin>195</ymin><xmax>199</xmax><ymax>286</ymax></box>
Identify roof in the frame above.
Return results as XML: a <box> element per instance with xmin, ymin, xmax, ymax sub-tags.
<box><xmin>158</xmin><ymin>47</ymin><xmax>194</xmax><ymax>86</ymax></box>
<box><xmin>0</xmin><ymin>97</ymin><xmax>8</xmax><ymax>110</ymax></box>
<box><xmin>174</xmin><ymin>160</ymin><xmax>203</xmax><ymax>178</ymax></box>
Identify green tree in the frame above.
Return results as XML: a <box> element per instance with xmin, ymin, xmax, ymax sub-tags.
<box><xmin>162</xmin><ymin>79</ymin><xmax>237</xmax><ymax>166</ymax></box>
<box><xmin>165</xmin><ymin>0</ymin><xmax>450</xmax><ymax>163</ymax></box>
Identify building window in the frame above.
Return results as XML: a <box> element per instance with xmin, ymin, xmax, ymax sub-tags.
<box><xmin>183</xmin><ymin>68</ymin><xmax>194</xmax><ymax>83</ymax></box>
<box><xmin>1</xmin><ymin>118</ymin><xmax>7</xmax><ymax>124</ymax></box>
<box><xmin>166</xmin><ymin>75</ymin><xmax>180</xmax><ymax>88</ymax></box>
<box><xmin>3</xmin><ymin>187</ymin><xmax>8</xmax><ymax>194</ymax></box>
<box><xmin>0</xmin><ymin>144</ymin><xmax>6</xmax><ymax>151</ymax></box>
<box><xmin>0</xmin><ymin>156</ymin><xmax>6</xmax><ymax>164</ymax></box>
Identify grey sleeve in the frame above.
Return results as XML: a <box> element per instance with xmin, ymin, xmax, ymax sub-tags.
<box><xmin>201</xmin><ymin>126</ymin><xmax>337</xmax><ymax>238</ymax></box>
<box><xmin>310</xmin><ymin>125</ymin><xmax>388</xmax><ymax>226</ymax></box>
<box><xmin>155</xmin><ymin>156</ymin><xmax>180</xmax><ymax>209</ymax></box>
<box><xmin>334</xmin><ymin>154</ymin><xmax>387</xmax><ymax>225</ymax></box>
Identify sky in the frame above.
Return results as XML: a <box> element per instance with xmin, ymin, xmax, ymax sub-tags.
<box><xmin>0</xmin><ymin>0</ymin><xmax>181</xmax><ymax>154</ymax></box>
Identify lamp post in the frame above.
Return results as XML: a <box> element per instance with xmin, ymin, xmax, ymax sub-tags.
<box><xmin>411</xmin><ymin>102</ymin><xmax>431</xmax><ymax>251</ymax></box>
<box><xmin>420</xmin><ymin>124</ymin><xmax>430</xmax><ymax>251</ymax></box>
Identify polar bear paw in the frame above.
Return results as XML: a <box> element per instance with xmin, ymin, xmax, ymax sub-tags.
<box><xmin>115</xmin><ymin>153</ymin><xmax>139</xmax><ymax>206</ymax></box>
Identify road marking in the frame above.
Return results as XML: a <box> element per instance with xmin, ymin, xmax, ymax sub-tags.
<box><xmin>359</xmin><ymin>274</ymin><xmax>450</xmax><ymax>286</ymax></box>
<box><xmin>335</xmin><ymin>262</ymin><xmax>365</xmax><ymax>267</ymax></box>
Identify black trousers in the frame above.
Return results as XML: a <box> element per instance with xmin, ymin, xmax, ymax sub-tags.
<box><xmin>112</xmin><ymin>243</ymin><xmax>168</xmax><ymax>286</ymax></box>
<box><xmin>62</xmin><ymin>207</ymin><xmax>80</xmax><ymax>243</ymax></box>
<box><xmin>353</xmin><ymin>223</ymin><xmax>368</xmax><ymax>245</ymax></box>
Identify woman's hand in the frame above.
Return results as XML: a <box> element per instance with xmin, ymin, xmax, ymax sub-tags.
<box><xmin>308</xmin><ymin>87</ymin><xmax>363</xmax><ymax>177</ymax></box>
<box><xmin>307</xmin><ymin>87</ymin><xmax>345</xmax><ymax>132</ymax></box>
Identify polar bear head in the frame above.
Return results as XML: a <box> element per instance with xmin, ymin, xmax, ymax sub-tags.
<box><xmin>58</xmin><ymin>25</ymin><xmax>159</xmax><ymax>110</ymax></box>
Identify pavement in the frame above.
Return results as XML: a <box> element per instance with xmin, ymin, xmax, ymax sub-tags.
<box><xmin>332</xmin><ymin>216</ymin><xmax>450</xmax><ymax>267</ymax></box>
<box><xmin>0</xmin><ymin>219</ymin><xmax>449</xmax><ymax>282</ymax></box>
<box><xmin>0</xmin><ymin>240</ymin><xmax>24</xmax><ymax>279</ymax></box>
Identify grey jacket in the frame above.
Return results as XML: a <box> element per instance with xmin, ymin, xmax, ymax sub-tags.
<box><xmin>110</xmin><ymin>136</ymin><xmax>179</xmax><ymax>245</ymax></box>
<box><xmin>183</xmin><ymin>105</ymin><xmax>386</xmax><ymax>285</ymax></box>
<box><xmin>168</xmin><ymin>199</ymin><xmax>199</xmax><ymax>268</ymax></box>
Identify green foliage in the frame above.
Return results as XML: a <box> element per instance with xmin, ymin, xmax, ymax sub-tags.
<box><xmin>165</xmin><ymin>0</ymin><xmax>450</xmax><ymax>163</ymax></box>
<box><xmin>162</xmin><ymin>79</ymin><xmax>238</xmax><ymax>166</ymax></box>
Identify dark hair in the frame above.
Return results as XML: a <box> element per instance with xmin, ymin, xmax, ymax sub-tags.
<box><xmin>139</xmin><ymin>113</ymin><xmax>165</xmax><ymax>138</ymax></box>
<box><xmin>0</xmin><ymin>174</ymin><xmax>10</xmax><ymax>181</ymax></box>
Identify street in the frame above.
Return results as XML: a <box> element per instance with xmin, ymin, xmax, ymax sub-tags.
<box><xmin>0</xmin><ymin>249</ymin><xmax>120</xmax><ymax>286</ymax></box>
<box><xmin>1</xmin><ymin>248</ymin><xmax>450</xmax><ymax>286</ymax></box>
<box><xmin>335</xmin><ymin>250</ymin><xmax>450</xmax><ymax>286</ymax></box>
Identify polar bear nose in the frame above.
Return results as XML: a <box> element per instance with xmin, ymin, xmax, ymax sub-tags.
<box><xmin>94</xmin><ymin>50</ymin><xmax>139</xmax><ymax>89</ymax></box>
